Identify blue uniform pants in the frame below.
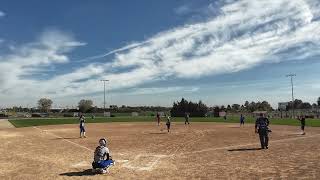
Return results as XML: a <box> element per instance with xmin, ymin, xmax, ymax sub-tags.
<box><xmin>92</xmin><ymin>160</ymin><xmax>114</xmax><ymax>169</ymax></box>
<box><xmin>258</xmin><ymin>128</ymin><xmax>269</xmax><ymax>148</ymax></box>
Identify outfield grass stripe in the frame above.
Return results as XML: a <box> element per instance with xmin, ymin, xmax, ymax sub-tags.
<box><xmin>8</xmin><ymin>116</ymin><xmax>320</xmax><ymax>128</ymax></box>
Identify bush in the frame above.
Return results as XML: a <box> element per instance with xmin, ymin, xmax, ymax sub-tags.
<box><xmin>63</xmin><ymin>114</ymin><xmax>73</xmax><ymax>117</ymax></box>
<box><xmin>306</xmin><ymin>115</ymin><xmax>314</xmax><ymax>119</ymax></box>
<box><xmin>110</xmin><ymin>114</ymin><xmax>116</xmax><ymax>117</ymax></box>
<box><xmin>31</xmin><ymin>113</ymin><xmax>49</xmax><ymax>117</ymax></box>
<box><xmin>31</xmin><ymin>113</ymin><xmax>42</xmax><ymax>117</ymax></box>
<box><xmin>0</xmin><ymin>114</ymin><xmax>7</xmax><ymax>117</ymax></box>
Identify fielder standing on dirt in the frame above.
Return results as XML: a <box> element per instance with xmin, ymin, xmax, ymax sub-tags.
<box><xmin>156</xmin><ymin>112</ymin><xmax>161</xmax><ymax>126</ymax></box>
<box><xmin>79</xmin><ymin>114</ymin><xmax>86</xmax><ymax>138</ymax></box>
<box><xmin>240</xmin><ymin>114</ymin><xmax>245</xmax><ymax>127</ymax></box>
<box><xmin>166</xmin><ymin>115</ymin><xmax>171</xmax><ymax>132</ymax></box>
<box><xmin>184</xmin><ymin>112</ymin><xmax>190</xmax><ymax>125</ymax></box>
<box><xmin>255</xmin><ymin>113</ymin><xmax>270</xmax><ymax>149</ymax></box>
<box><xmin>298</xmin><ymin>115</ymin><xmax>306</xmax><ymax>135</ymax></box>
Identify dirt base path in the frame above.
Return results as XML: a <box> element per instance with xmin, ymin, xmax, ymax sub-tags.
<box><xmin>0</xmin><ymin>119</ymin><xmax>14</xmax><ymax>129</ymax></box>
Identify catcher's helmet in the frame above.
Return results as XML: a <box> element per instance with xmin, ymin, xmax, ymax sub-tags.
<box><xmin>99</xmin><ymin>138</ymin><xmax>107</xmax><ymax>146</ymax></box>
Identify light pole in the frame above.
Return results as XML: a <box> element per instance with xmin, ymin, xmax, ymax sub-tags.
<box><xmin>100</xmin><ymin>80</ymin><xmax>109</xmax><ymax>113</ymax></box>
<box><xmin>286</xmin><ymin>74</ymin><xmax>296</xmax><ymax>118</ymax></box>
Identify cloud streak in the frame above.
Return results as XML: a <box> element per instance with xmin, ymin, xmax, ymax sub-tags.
<box><xmin>0</xmin><ymin>11</ymin><xmax>5</xmax><ymax>17</ymax></box>
<box><xmin>1</xmin><ymin>0</ymin><xmax>320</xmax><ymax>106</ymax></box>
<box><xmin>128</xmin><ymin>86</ymin><xmax>199</xmax><ymax>95</ymax></box>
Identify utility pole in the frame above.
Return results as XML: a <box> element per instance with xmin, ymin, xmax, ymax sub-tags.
<box><xmin>100</xmin><ymin>80</ymin><xmax>109</xmax><ymax>113</ymax></box>
<box><xmin>286</xmin><ymin>74</ymin><xmax>296</xmax><ymax>118</ymax></box>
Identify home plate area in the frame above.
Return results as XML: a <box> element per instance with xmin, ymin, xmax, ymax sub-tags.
<box><xmin>122</xmin><ymin>154</ymin><xmax>168</xmax><ymax>171</ymax></box>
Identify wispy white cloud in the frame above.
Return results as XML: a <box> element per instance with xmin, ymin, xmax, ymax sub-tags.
<box><xmin>128</xmin><ymin>86</ymin><xmax>199</xmax><ymax>95</ymax></box>
<box><xmin>174</xmin><ymin>4</ymin><xmax>192</xmax><ymax>15</ymax></box>
<box><xmin>0</xmin><ymin>11</ymin><xmax>5</xmax><ymax>17</ymax></box>
<box><xmin>1</xmin><ymin>0</ymin><xmax>320</xmax><ymax>106</ymax></box>
<box><xmin>0</xmin><ymin>29</ymin><xmax>86</xmax><ymax>96</ymax></box>
<box><xmin>174</xmin><ymin>1</ymin><xmax>225</xmax><ymax>23</ymax></box>
<box><xmin>75</xmin><ymin>41</ymin><xmax>148</xmax><ymax>63</ymax></box>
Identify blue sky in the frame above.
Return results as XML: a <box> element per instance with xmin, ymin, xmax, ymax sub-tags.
<box><xmin>0</xmin><ymin>0</ymin><xmax>320</xmax><ymax>108</ymax></box>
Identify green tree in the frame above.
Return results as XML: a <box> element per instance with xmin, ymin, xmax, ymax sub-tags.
<box><xmin>78</xmin><ymin>99</ymin><xmax>93</xmax><ymax>113</ymax></box>
<box><xmin>226</xmin><ymin>105</ymin><xmax>232</xmax><ymax>112</ymax></box>
<box><xmin>244</xmin><ymin>101</ymin><xmax>249</xmax><ymax>111</ymax></box>
<box><xmin>170</xmin><ymin>98</ymin><xmax>208</xmax><ymax>117</ymax></box>
<box><xmin>232</xmin><ymin>104</ymin><xmax>240</xmax><ymax>111</ymax></box>
<box><xmin>38</xmin><ymin>98</ymin><xmax>53</xmax><ymax>113</ymax></box>
<box><xmin>248</xmin><ymin>102</ymin><xmax>256</xmax><ymax>112</ymax></box>
<box><xmin>240</xmin><ymin>105</ymin><xmax>245</xmax><ymax>111</ymax></box>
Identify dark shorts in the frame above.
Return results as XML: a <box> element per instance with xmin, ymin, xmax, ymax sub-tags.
<box><xmin>240</xmin><ymin>120</ymin><xmax>244</xmax><ymax>124</ymax></box>
<box><xmin>301</xmin><ymin>125</ymin><xmax>305</xmax><ymax>131</ymax></box>
<box><xmin>166</xmin><ymin>123</ymin><xmax>170</xmax><ymax>128</ymax></box>
<box><xmin>80</xmin><ymin>126</ymin><xmax>85</xmax><ymax>132</ymax></box>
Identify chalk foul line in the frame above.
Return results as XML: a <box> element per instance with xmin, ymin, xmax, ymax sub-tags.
<box><xmin>33</xmin><ymin>126</ymin><xmax>93</xmax><ymax>152</ymax></box>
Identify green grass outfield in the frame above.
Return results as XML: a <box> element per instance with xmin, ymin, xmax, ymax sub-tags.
<box><xmin>8</xmin><ymin>116</ymin><xmax>320</xmax><ymax>128</ymax></box>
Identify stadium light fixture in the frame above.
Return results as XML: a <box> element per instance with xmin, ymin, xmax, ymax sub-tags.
<box><xmin>286</xmin><ymin>74</ymin><xmax>296</xmax><ymax>118</ymax></box>
<box><xmin>100</xmin><ymin>80</ymin><xmax>109</xmax><ymax>112</ymax></box>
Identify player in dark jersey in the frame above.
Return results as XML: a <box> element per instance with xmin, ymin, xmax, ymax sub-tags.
<box><xmin>156</xmin><ymin>112</ymin><xmax>161</xmax><ymax>126</ymax></box>
<box><xmin>240</xmin><ymin>114</ymin><xmax>245</xmax><ymax>127</ymax></box>
<box><xmin>166</xmin><ymin>115</ymin><xmax>171</xmax><ymax>132</ymax></box>
<box><xmin>298</xmin><ymin>115</ymin><xmax>306</xmax><ymax>135</ymax></box>
<box><xmin>255</xmin><ymin>113</ymin><xmax>270</xmax><ymax>149</ymax></box>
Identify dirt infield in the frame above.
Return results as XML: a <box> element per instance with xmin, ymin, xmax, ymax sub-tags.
<box><xmin>1</xmin><ymin>122</ymin><xmax>320</xmax><ymax>179</ymax></box>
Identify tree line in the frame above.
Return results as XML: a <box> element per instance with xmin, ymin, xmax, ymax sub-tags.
<box><xmin>170</xmin><ymin>98</ymin><xmax>208</xmax><ymax>117</ymax></box>
<box><xmin>286</xmin><ymin>99</ymin><xmax>319</xmax><ymax>110</ymax></box>
<box><xmin>6</xmin><ymin>97</ymin><xmax>320</xmax><ymax>115</ymax></box>
<box><xmin>31</xmin><ymin>98</ymin><xmax>170</xmax><ymax>113</ymax></box>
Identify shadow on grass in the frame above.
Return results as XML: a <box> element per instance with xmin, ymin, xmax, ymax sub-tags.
<box><xmin>60</xmin><ymin>169</ymin><xmax>95</xmax><ymax>176</ymax></box>
<box><xmin>228</xmin><ymin>147</ymin><xmax>262</xmax><ymax>152</ymax></box>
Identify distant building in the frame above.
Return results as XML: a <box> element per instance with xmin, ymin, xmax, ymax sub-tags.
<box><xmin>157</xmin><ymin>112</ymin><xmax>165</xmax><ymax>117</ymax></box>
<box><xmin>109</xmin><ymin>105</ymin><xmax>118</xmax><ymax>109</ymax></box>
<box><xmin>252</xmin><ymin>111</ymin><xmax>268</xmax><ymax>117</ymax></box>
<box><xmin>219</xmin><ymin>111</ymin><xmax>226</xmax><ymax>117</ymax></box>
<box><xmin>278</xmin><ymin>102</ymin><xmax>289</xmax><ymax>111</ymax></box>
<box><xmin>131</xmin><ymin>112</ymin><xmax>139</xmax><ymax>116</ymax></box>
<box><xmin>104</xmin><ymin>112</ymin><xmax>111</xmax><ymax>117</ymax></box>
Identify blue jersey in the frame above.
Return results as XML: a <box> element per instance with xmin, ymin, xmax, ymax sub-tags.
<box><xmin>255</xmin><ymin>117</ymin><xmax>269</xmax><ymax>130</ymax></box>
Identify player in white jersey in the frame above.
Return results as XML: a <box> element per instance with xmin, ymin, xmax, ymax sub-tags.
<box><xmin>92</xmin><ymin>138</ymin><xmax>115</xmax><ymax>174</ymax></box>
